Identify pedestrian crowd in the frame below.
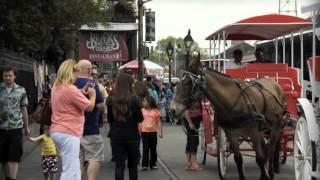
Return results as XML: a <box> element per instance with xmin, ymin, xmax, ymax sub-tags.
<box><xmin>0</xmin><ymin>58</ymin><xmax>188</xmax><ymax>180</ymax></box>
<box><xmin>2</xmin><ymin>52</ymin><xmax>311</xmax><ymax>180</ymax></box>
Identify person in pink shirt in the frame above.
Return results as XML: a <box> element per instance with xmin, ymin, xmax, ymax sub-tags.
<box><xmin>140</xmin><ymin>95</ymin><xmax>163</xmax><ymax>170</ymax></box>
<box><xmin>50</xmin><ymin>59</ymin><xmax>96</xmax><ymax>180</ymax></box>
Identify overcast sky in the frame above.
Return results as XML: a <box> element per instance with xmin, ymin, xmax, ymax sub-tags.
<box><xmin>145</xmin><ymin>0</ymin><xmax>316</xmax><ymax>48</ymax></box>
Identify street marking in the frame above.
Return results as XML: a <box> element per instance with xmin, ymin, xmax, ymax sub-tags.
<box><xmin>158</xmin><ymin>155</ymin><xmax>180</xmax><ymax>180</ymax></box>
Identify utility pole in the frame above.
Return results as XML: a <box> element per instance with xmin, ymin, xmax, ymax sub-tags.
<box><xmin>137</xmin><ymin>0</ymin><xmax>152</xmax><ymax>81</ymax></box>
<box><xmin>138</xmin><ymin>0</ymin><xmax>144</xmax><ymax>81</ymax></box>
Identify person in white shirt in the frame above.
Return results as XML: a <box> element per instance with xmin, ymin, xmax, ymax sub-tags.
<box><xmin>225</xmin><ymin>49</ymin><xmax>245</xmax><ymax>69</ymax></box>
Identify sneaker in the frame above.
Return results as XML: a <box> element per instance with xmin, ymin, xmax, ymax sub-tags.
<box><xmin>141</xmin><ymin>167</ymin><xmax>148</xmax><ymax>171</ymax></box>
<box><xmin>150</xmin><ymin>165</ymin><xmax>159</xmax><ymax>170</ymax></box>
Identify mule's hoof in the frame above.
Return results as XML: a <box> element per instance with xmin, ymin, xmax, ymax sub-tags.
<box><xmin>274</xmin><ymin>167</ymin><xmax>280</xmax><ymax>174</ymax></box>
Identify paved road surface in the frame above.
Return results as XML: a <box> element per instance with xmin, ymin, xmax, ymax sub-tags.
<box><xmin>157</xmin><ymin>124</ymin><xmax>295</xmax><ymax>180</ymax></box>
<box><xmin>17</xmin><ymin>125</ymin><xmax>169</xmax><ymax>180</ymax></box>
<box><xmin>13</xmin><ymin>123</ymin><xmax>296</xmax><ymax>180</ymax></box>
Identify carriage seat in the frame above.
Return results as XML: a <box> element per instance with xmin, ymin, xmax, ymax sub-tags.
<box><xmin>226</xmin><ymin>63</ymin><xmax>301</xmax><ymax>116</ymax></box>
<box><xmin>226</xmin><ymin>64</ymin><xmax>300</xmax><ymax>94</ymax></box>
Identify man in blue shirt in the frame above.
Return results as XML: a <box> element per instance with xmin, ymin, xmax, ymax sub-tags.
<box><xmin>162</xmin><ymin>83</ymin><xmax>173</xmax><ymax>124</ymax></box>
<box><xmin>75</xmin><ymin>60</ymin><xmax>105</xmax><ymax>180</ymax></box>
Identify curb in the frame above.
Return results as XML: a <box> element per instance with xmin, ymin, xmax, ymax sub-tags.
<box><xmin>158</xmin><ymin>155</ymin><xmax>180</xmax><ymax>180</ymax></box>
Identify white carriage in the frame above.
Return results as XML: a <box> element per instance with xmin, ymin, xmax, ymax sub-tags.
<box><xmin>293</xmin><ymin>3</ymin><xmax>320</xmax><ymax>180</ymax></box>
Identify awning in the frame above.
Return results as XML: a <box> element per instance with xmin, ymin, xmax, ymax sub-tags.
<box><xmin>119</xmin><ymin>60</ymin><xmax>164</xmax><ymax>78</ymax></box>
<box><xmin>206</xmin><ymin>14</ymin><xmax>312</xmax><ymax>40</ymax></box>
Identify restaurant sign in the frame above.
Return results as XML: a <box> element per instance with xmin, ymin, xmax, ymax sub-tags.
<box><xmin>79</xmin><ymin>31</ymin><xmax>128</xmax><ymax>62</ymax></box>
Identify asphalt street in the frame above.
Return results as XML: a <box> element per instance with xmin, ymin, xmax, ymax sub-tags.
<box><xmin>13</xmin><ymin>123</ymin><xmax>296</xmax><ymax>180</ymax></box>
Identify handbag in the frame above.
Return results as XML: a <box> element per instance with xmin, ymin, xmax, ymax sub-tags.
<box><xmin>32</xmin><ymin>97</ymin><xmax>52</xmax><ymax>125</ymax></box>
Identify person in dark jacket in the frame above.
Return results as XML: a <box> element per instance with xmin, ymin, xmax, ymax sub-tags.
<box><xmin>254</xmin><ymin>47</ymin><xmax>273</xmax><ymax>63</ymax></box>
<box><xmin>107</xmin><ymin>73</ymin><xmax>143</xmax><ymax>180</ymax></box>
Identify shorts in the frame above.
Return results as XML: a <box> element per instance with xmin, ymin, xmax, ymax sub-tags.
<box><xmin>0</xmin><ymin>128</ymin><xmax>23</xmax><ymax>163</ymax></box>
<box><xmin>80</xmin><ymin>134</ymin><xmax>104</xmax><ymax>162</ymax></box>
<box><xmin>42</xmin><ymin>155</ymin><xmax>58</xmax><ymax>175</ymax></box>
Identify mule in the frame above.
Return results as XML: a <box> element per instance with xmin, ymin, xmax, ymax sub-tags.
<box><xmin>170</xmin><ymin>53</ymin><xmax>287</xmax><ymax>180</ymax></box>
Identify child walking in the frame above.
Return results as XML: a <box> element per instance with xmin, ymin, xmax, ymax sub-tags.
<box><xmin>140</xmin><ymin>95</ymin><xmax>163</xmax><ymax>170</ymax></box>
<box><xmin>29</xmin><ymin>126</ymin><xmax>58</xmax><ymax>180</ymax></box>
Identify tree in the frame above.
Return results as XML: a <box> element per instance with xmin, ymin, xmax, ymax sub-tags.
<box><xmin>148</xmin><ymin>36</ymin><xmax>200</xmax><ymax>62</ymax></box>
<box><xmin>0</xmin><ymin>0</ymin><xmax>108</xmax><ymax>58</ymax></box>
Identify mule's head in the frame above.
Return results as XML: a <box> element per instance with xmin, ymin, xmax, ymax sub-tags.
<box><xmin>170</xmin><ymin>52</ymin><xmax>203</xmax><ymax>119</ymax></box>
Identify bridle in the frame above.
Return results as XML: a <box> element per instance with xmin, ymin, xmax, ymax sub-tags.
<box><xmin>178</xmin><ymin>70</ymin><xmax>206</xmax><ymax>106</ymax></box>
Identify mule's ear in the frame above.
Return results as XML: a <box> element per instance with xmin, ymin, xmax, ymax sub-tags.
<box><xmin>188</xmin><ymin>52</ymin><xmax>201</xmax><ymax>72</ymax></box>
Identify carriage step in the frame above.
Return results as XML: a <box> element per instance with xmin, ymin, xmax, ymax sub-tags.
<box><xmin>203</xmin><ymin>146</ymin><xmax>218</xmax><ymax>156</ymax></box>
<box><xmin>310</xmin><ymin>171</ymin><xmax>320</xmax><ymax>178</ymax></box>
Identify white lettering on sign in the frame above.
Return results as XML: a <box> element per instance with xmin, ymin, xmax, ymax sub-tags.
<box><xmin>88</xmin><ymin>51</ymin><xmax>122</xmax><ymax>60</ymax></box>
<box><xmin>86</xmin><ymin>33</ymin><xmax>120</xmax><ymax>52</ymax></box>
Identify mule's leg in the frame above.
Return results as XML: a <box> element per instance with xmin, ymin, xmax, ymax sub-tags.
<box><xmin>273</xmin><ymin>138</ymin><xmax>281</xmax><ymax>174</ymax></box>
<box><xmin>226</xmin><ymin>132</ymin><xmax>246</xmax><ymax>180</ymax></box>
<box><xmin>250</xmin><ymin>131</ymin><xmax>270</xmax><ymax>180</ymax></box>
<box><xmin>268</xmin><ymin>124</ymin><xmax>281</xmax><ymax>180</ymax></box>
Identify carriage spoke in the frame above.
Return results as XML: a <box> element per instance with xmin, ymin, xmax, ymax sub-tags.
<box><xmin>296</xmin><ymin>155</ymin><xmax>304</xmax><ymax>168</ymax></box>
<box><xmin>304</xmin><ymin>156</ymin><xmax>312</xmax><ymax>160</ymax></box>
<box><xmin>295</xmin><ymin>141</ymin><xmax>304</xmax><ymax>155</ymax></box>
<box><xmin>296</xmin><ymin>129</ymin><xmax>303</xmax><ymax>144</ymax></box>
<box><xmin>297</xmin><ymin>128</ymin><xmax>307</xmax><ymax>151</ymax></box>
<box><xmin>299</xmin><ymin>167</ymin><xmax>304</xmax><ymax>180</ymax></box>
<box><xmin>302</xmin><ymin>131</ymin><xmax>309</xmax><ymax>151</ymax></box>
<box><xmin>306</xmin><ymin>141</ymin><xmax>311</xmax><ymax>153</ymax></box>
<box><xmin>305</xmin><ymin>160</ymin><xmax>312</xmax><ymax>179</ymax></box>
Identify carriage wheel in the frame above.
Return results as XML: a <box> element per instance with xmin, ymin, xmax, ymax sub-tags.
<box><xmin>280</xmin><ymin>150</ymin><xmax>287</xmax><ymax>164</ymax></box>
<box><xmin>199</xmin><ymin>122</ymin><xmax>207</xmax><ymax>165</ymax></box>
<box><xmin>280</xmin><ymin>138</ymin><xmax>287</xmax><ymax>164</ymax></box>
<box><xmin>217</xmin><ymin>128</ymin><xmax>228</xmax><ymax>179</ymax></box>
<box><xmin>201</xmin><ymin>143</ymin><xmax>207</xmax><ymax>165</ymax></box>
<box><xmin>294</xmin><ymin>116</ymin><xmax>317</xmax><ymax>180</ymax></box>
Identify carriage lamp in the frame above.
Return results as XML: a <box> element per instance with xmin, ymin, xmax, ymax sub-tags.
<box><xmin>166</xmin><ymin>41</ymin><xmax>174</xmax><ymax>83</ymax></box>
<box><xmin>184</xmin><ymin>29</ymin><xmax>194</xmax><ymax>70</ymax></box>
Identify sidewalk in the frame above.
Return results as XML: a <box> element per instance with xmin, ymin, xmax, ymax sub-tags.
<box><xmin>17</xmin><ymin>124</ymin><xmax>170</xmax><ymax>180</ymax></box>
<box><xmin>21</xmin><ymin>123</ymin><xmax>42</xmax><ymax>161</ymax></box>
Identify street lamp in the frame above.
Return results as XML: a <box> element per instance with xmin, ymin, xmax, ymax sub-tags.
<box><xmin>184</xmin><ymin>29</ymin><xmax>194</xmax><ymax>70</ymax></box>
<box><xmin>166</xmin><ymin>41</ymin><xmax>174</xmax><ymax>83</ymax></box>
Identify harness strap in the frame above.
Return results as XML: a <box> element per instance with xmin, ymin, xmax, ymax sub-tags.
<box><xmin>230</xmin><ymin>80</ymin><xmax>257</xmax><ymax>113</ymax></box>
<box><xmin>251</xmin><ymin>81</ymin><xmax>267</xmax><ymax>114</ymax></box>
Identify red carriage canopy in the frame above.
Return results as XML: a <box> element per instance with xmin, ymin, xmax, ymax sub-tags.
<box><xmin>205</xmin><ymin>14</ymin><xmax>312</xmax><ymax>40</ymax></box>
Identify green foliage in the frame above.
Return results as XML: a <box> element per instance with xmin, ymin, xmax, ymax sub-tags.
<box><xmin>0</xmin><ymin>0</ymin><xmax>108</xmax><ymax>55</ymax></box>
<box><xmin>149</xmin><ymin>36</ymin><xmax>200</xmax><ymax>62</ymax></box>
